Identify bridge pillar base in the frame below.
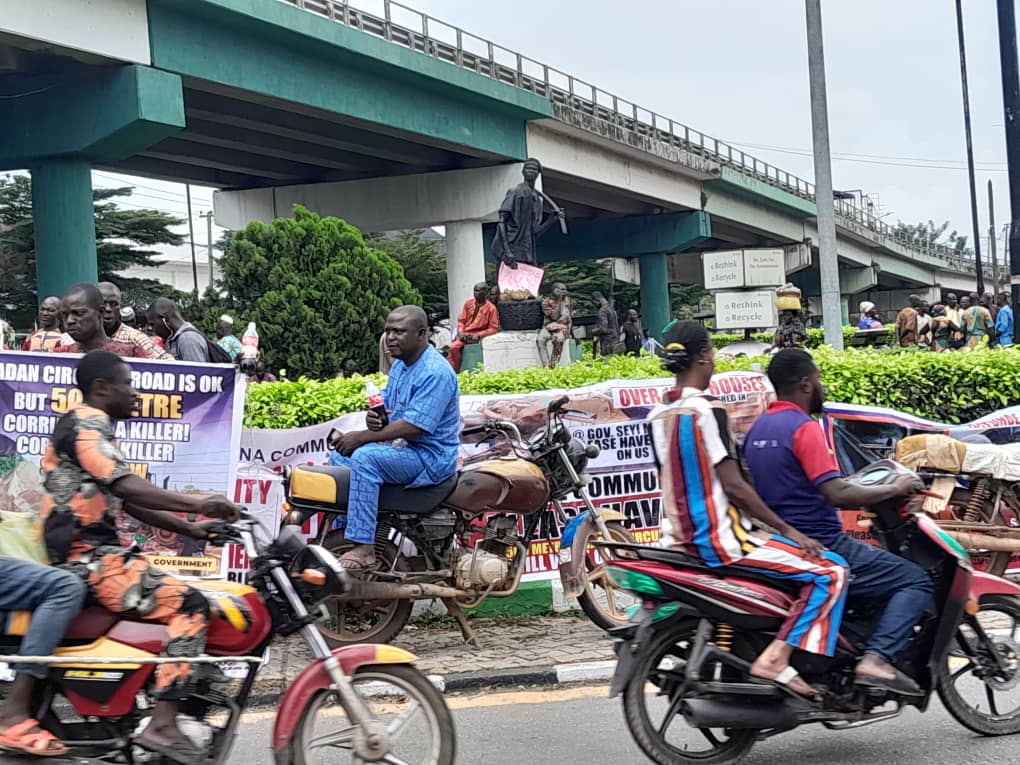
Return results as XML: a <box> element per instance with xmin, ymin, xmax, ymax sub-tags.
<box><xmin>31</xmin><ymin>160</ymin><xmax>99</xmax><ymax>300</ymax></box>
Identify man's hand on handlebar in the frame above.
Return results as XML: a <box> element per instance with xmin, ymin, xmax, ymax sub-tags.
<box><xmin>893</xmin><ymin>475</ymin><xmax>920</xmax><ymax>496</ymax></box>
<box><xmin>190</xmin><ymin>520</ymin><xmax>230</xmax><ymax>544</ymax></box>
<box><xmin>200</xmin><ymin>496</ymin><xmax>243</xmax><ymax>522</ymax></box>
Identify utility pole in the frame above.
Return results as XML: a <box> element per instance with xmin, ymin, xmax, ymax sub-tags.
<box><xmin>201</xmin><ymin>211</ymin><xmax>215</xmax><ymax>288</ymax></box>
<box><xmin>185</xmin><ymin>183</ymin><xmax>198</xmax><ymax>299</ymax></box>
<box><xmin>989</xmin><ymin>180</ymin><xmax>1000</xmax><ymax>294</ymax></box>
<box><xmin>998</xmin><ymin>0</ymin><xmax>1020</xmax><ymax>315</ymax></box>
<box><xmin>957</xmin><ymin>0</ymin><xmax>986</xmax><ymax>296</ymax></box>
<box><xmin>805</xmin><ymin>0</ymin><xmax>843</xmax><ymax>348</ymax></box>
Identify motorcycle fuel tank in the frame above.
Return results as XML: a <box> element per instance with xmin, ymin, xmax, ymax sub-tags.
<box><xmin>192</xmin><ymin>579</ymin><xmax>272</xmax><ymax>655</ymax></box>
<box><xmin>444</xmin><ymin>458</ymin><xmax>550</xmax><ymax>515</ymax></box>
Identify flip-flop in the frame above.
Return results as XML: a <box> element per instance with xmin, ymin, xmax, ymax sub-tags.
<box><xmin>854</xmin><ymin>669</ymin><xmax>924</xmax><ymax>697</ymax></box>
<box><xmin>338</xmin><ymin>553</ymin><xmax>377</xmax><ymax>573</ymax></box>
<box><xmin>135</xmin><ymin>733</ymin><xmax>203</xmax><ymax>765</ymax></box>
<box><xmin>0</xmin><ymin>718</ymin><xmax>69</xmax><ymax>757</ymax></box>
<box><xmin>749</xmin><ymin>666</ymin><xmax>824</xmax><ymax>703</ymax></box>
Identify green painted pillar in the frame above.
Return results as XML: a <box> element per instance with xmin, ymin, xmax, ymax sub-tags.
<box><xmin>640</xmin><ymin>252</ymin><xmax>671</xmax><ymax>340</ymax></box>
<box><xmin>31</xmin><ymin>160</ymin><xmax>97</xmax><ymax>300</ymax></box>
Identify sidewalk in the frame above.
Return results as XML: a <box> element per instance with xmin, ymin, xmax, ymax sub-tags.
<box><xmin>251</xmin><ymin>615</ymin><xmax>617</xmax><ymax>699</ymax></box>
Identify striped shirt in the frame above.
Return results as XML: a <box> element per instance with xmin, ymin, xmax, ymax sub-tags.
<box><xmin>649</xmin><ymin>386</ymin><xmax>755</xmax><ymax>564</ymax></box>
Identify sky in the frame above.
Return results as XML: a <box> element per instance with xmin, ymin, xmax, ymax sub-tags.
<box><xmin>96</xmin><ymin>0</ymin><xmax>1017</xmax><ymax>259</ymax></box>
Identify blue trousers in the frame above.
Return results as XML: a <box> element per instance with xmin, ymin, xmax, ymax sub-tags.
<box><xmin>0</xmin><ymin>557</ymin><xmax>86</xmax><ymax>679</ymax></box>
<box><xmin>830</xmin><ymin>535</ymin><xmax>934</xmax><ymax>662</ymax></box>
<box><xmin>329</xmin><ymin>445</ymin><xmax>427</xmax><ymax>544</ymax></box>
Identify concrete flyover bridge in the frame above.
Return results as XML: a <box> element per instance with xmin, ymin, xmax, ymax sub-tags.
<box><xmin>1</xmin><ymin>0</ymin><xmax>989</xmax><ymax>331</ymax></box>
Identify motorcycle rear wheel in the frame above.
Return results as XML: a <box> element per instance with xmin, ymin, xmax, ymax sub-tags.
<box><xmin>318</xmin><ymin>532</ymin><xmax>413</xmax><ymax>647</ymax></box>
<box><xmin>937</xmin><ymin>595</ymin><xmax>1020</xmax><ymax>735</ymax></box>
<box><xmin>623</xmin><ymin>619</ymin><xmax>757</xmax><ymax>765</ymax></box>
<box><xmin>576</xmin><ymin>522</ymin><xmax>640</xmax><ymax>631</ymax></box>
<box><xmin>292</xmin><ymin>663</ymin><xmax>455</xmax><ymax>765</ymax></box>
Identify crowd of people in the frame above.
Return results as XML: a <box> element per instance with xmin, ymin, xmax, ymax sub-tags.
<box><xmin>8</xmin><ymin>281</ymin><xmax>276</xmax><ymax>382</ymax></box>
<box><xmin>861</xmin><ymin>290</ymin><xmax>1014</xmax><ymax>350</ymax></box>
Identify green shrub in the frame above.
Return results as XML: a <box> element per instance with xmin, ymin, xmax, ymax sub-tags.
<box><xmin>243</xmin><ymin>347</ymin><xmax>1020</xmax><ymax>429</ymax></box>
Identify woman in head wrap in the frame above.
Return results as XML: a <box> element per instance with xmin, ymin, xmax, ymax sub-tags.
<box><xmin>929</xmin><ymin>304</ymin><xmax>954</xmax><ymax>352</ymax></box>
<box><xmin>858</xmin><ymin>301</ymin><xmax>884</xmax><ymax>330</ymax></box>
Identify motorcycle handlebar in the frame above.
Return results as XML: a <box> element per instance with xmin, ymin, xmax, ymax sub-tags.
<box><xmin>548</xmin><ymin>396</ymin><xmax>570</xmax><ymax>414</ymax></box>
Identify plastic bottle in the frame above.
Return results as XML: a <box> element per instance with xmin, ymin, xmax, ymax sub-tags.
<box><xmin>241</xmin><ymin>321</ymin><xmax>259</xmax><ymax>362</ymax></box>
<box><xmin>365</xmin><ymin>380</ymin><xmax>389</xmax><ymax>427</ymax></box>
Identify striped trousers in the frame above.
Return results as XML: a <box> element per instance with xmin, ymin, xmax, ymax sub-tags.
<box><xmin>730</xmin><ymin>535</ymin><xmax>849</xmax><ymax>657</ymax></box>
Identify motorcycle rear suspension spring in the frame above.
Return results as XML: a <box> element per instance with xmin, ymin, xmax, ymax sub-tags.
<box><xmin>963</xmin><ymin>477</ymin><xmax>991</xmax><ymax>523</ymax></box>
<box><xmin>714</xmin><ymin>622</ymin><xmax>734</xmax><ymax>652</ymax></box>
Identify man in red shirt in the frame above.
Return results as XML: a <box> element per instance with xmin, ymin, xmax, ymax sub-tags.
<box><xmin>744</xmin><ymin>349</ymin><xmax>933</xmax><ymax>696</ymax></box>
<box><xmin>54</xmin><ymin>284</ymin><xmax>148</xmax><ymax>358</ymax></box>
<box><xmin>447</xmin><ymin>281</ymin><xmax>499</xmax><ymax>372</ymax></box>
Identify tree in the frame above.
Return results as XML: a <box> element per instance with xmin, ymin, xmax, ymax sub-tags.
<box><xmin>213</xmin><ymin>205</ymin><xmax>420</xmax><ymax>377</ymax></box>
<box><xmin>0</xmin><ymin>173</ymin><xmax>186</xmax><ymax>322</ymax></box>
<box><xmin>893</xmin><ymin>219</ymin><xmax>971</xmax><ymax>255</ymax></box>
<box><xmin>365</xmin><ymin>230</ymin><xmax>448</xmax><ymax>318</ymax></box>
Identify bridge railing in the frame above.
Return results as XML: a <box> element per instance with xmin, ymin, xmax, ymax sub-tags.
<box><xmin>283</xmin><ymin>0</ymin><xmax>988</xmax><ymax>279</ymax></box>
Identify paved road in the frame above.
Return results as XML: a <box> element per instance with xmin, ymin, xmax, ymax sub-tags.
<box><xmin>225</xmin><ymin>683</ymin><xmax>1020</xmax><ymax>765</ymax></box>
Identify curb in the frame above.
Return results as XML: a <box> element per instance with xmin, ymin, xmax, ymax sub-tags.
<box><xmin>247</xmin><ymin>659</ymin><xmax>617</xmax><ymax>708</ymax></box>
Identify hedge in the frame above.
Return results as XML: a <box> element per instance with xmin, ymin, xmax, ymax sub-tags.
<box><xmin>243</xmin><ymin>346</ymin><xmax>1020</xmax><ymax>429</ymax></box>
<box><xmin>713</xmin><ymin>325</ymin><xmax>881</xmax><ymax>350</ymax></box>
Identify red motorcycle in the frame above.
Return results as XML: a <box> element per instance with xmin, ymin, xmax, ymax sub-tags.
<box><xmin>605</xmin><ymin>460</ymin><xmax>1020</xmax><ymax>764</ymax></box>
<box><xmin>0</xmin><ymin>515</ymin><xmax>454</xmax><ymax>765</ymax></box>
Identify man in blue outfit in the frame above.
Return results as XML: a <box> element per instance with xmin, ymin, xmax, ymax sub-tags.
<box><xmin>743</xmin><ymin>349</ymin><xmax>933</xmax><ymax>696</ymax></box>
<box><xmin>996</xmin><ymin>293</ymin><xmax>1014</xmax><ymax>347</ymax></box>
<box><xmin>0</xmin><ymin>556</ymin><xmax>86</xmax><ymax>755</ymax></box>
<box><xmin>330</xmin><ymin>305</ymin><xmax>460</xmax><ymax>570</ymax></box>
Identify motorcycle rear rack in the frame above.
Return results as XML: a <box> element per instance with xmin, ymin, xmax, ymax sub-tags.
<box><xmin>0</xmin><ymin>654</ymin><xmax>262</xmax><ymax>666</ymax></box>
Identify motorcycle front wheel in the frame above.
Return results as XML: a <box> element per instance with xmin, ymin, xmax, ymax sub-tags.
<box><xmin>623</xmin><ymin>618</ymin><xmax>757</xmax><ymax>765</ymax></box>
<box><xmin>937</xmin><ymin>595</ymin><xmax>1020</xmax><ymax>735</ymax></box>
<box><xmin>292</xmin><ymin>663</ymin><xmax>455</xmax><ymax>765</ymax></box>
<box><xmin>319</xmin><ymin>532</ymin><xmax>413</xmax><ymax>647</ymax></box>
<box><xmin>576</xmin><ymin>522</ymin><xmax>640</xmax><ymax>630</ymax></box>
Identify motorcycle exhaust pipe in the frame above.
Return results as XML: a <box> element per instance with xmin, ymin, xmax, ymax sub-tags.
<box><xmin>681</xmin><ymin>698</ymin><xmax>797</xmax><ymax>730</ymax></box>
<box><xmin>945</xmin><ymin>531</ymin><xmax>1020</xmax><ymax>553</ymax></box>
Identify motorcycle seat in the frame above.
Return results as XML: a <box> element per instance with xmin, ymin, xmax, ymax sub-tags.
<box><xmin>289</xmin><ymin>465</ymin><xmax>459</xmax><ymax>514</ymax></box>
<box><xmin>604</xmin><ymin>543</ymin><xmax>802</xmax><ymax>595</ymax></box>
<box><xmin>0</xmin><ymin>607</ymin><xmax>117</xmax><ymax>642</ymax></box>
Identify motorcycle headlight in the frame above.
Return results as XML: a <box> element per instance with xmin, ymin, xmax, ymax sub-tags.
<box><xmin>290</xmin><ymin>545</ymin><xmax>351</xmax><ymax>605</ymax></box>
<box><xmin>566</xmin><ymin>437</ymin><xmax>592</xmax><ymax>473</ymax></box>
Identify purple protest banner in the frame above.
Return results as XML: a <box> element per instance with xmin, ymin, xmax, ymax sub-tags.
<box><xmin>0</xmin><ymin>351</ymin><xmax>245</xmax><ymax>577</ymax></box>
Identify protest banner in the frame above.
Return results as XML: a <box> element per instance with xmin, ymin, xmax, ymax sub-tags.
<box><xmin>0</xmin><ymin>351</ymin><xmax>244</xmax><ymax>577</ymax></box>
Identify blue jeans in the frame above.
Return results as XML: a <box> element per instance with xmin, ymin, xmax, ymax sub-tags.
<box><xmin>0</xmin><ymin>557</ymin><xmax>86</xmax><ymax>679</ymax></box>
<box><xmin>830</xmin><ymin>535</ymin><xmax>934</xmax><ymax>662</ymax></box>
<box><xmin>329</xmin><ymin>445</ymin><xmax>427</xmax><ymax>545</ymax></box>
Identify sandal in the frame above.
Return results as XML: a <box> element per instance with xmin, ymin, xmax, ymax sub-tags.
<box><xmin>338</xmin><ymin>552</ymin><xmax>377</xmax><ymax>573</ymax></box>
<box><xmin>854</xmin><ymin>668</ymin><xmax>924</xmax><ymax>697</ymax></box>
<box><xmin>0</xmin><ymin>718</ymin><xmax>69</xmax><ymax>757</ymax></box>
<box><xmin>135</xmin><ymin>733</ymin><xmax>203</xmax><ymax>765</ymax></box>
<box><xmin>750</xmin><ymin>665</ymin><xmax>823</xmax><ymax>703</ymax></box>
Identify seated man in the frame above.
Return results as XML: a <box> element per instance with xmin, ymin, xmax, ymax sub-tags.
<box><xmin>537</xmin><ymin>282</ymin><xmax>573</xmax><ymax>368</ymax></box>
<box><xmin>744</xmin><ymin>348</ymin><xmax>933</xmax><ymax>695</ymax></box>
<box><xmin>330</xmin><ymin>306</ymin><xmax>460</xmax><ymax>571</ymax></box>
<box><xmin>650</xmin><ymin>321</ymin><xmax>849</xmax><ymax>702</ymax></box>
<box><xmin>40</xmin><ymin>350</ymin><xmax>239</xmax><ymax>763</ymax></box>
<box><xmin>447</xmin><ymin>281</ymin><xmax>499</xmax><ymax>372</ymax></box>
<box><xmin>0</xmin><ymin>556</ymin><xmax>86</xmax><ymax>757</ymax></box>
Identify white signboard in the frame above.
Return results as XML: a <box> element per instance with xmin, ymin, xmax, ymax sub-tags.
<box><xmin>715</xmin><ymin>291</ymin><xmax>778</xmax><ymax>330</ymax></box>
<box><xmin>743</xmin><ymin>248</ymin><xmax>785</xmax><ymax>287</ymax></box>
<box><xmin>703</xmin><ymin>250</ymin><xmax>744</xmax><ymax>290</ymax></box>
<box><xmin>613</xmin><ymin>258</ymin><xmax>641</xmax><ymax>285</ymax></box>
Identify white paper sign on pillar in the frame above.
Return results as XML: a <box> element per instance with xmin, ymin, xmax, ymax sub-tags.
<box><xmin>714</xmin><ymin>291</ymin><xmax>778</xmax><ymax>330</ymax></box>
<box><xmin>703</xmin><ymin>251</ymin><xmax>745</xmax><ymax>290</ymax></box>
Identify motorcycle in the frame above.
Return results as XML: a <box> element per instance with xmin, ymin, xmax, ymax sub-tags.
<box><xmin>604</xmin><ymin>459</ymin><xmax>1020</xmax><ymax>765</ymax></box>
<box><xmin>281</xmin><ymin>396</ymin><xmax>637</xmax><ymax>647</ymax></box>
<box><xmin>0</xmin><ymin>514</ymin><xmax>455</xmax><ymax>765</ymax></box>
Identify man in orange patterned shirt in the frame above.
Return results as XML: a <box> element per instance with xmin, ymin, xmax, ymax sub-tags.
<box><xmin>447</xmin><ymin>281</ymin><xmax>499</xmax><ymax>372</ymax></box>
<box><xmin>40</xmin><ymin>351</ymin><xmax>238</xmax><ymax>762</ymax></box>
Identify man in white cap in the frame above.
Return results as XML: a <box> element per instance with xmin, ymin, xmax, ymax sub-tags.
<box><xmin>216</xmin><ymin>315</ymin><xmax>242</xmax><ymax>360</ymax></box>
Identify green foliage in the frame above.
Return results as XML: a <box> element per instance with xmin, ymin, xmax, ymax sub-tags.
<box><xmin>712</xmin><ymin>325</ymin><xmax>884</xmax><ymax>350</ymax></box>
<box><xmin>243</xmin><ymin>345</ymin><xmax>1020</xmax><ymax>429</ymax></box>
<box><xmin>215</xmin><ymin>205</ymin><xmax>420</xmax><ymax>378</ymax></box>
<box><xmin>365</xmin><ymin>230</ymin><xmax>448</xmax><ymax>318</ymax></box>
<box><xmin>0</xmin><ymin>174</ymin><xmax>186</xmax><ymax>319</ymax></box>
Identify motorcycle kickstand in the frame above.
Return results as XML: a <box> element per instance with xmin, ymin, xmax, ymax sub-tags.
<box><xmin>442</xmin><ymin>598</ymin><xmax>480</xmax><ymax>647</ymax></box>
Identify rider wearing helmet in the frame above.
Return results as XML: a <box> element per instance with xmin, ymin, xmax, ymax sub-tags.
<box><xmin>744</xmin><ymin>348</ymin><xmax>933</xmax><ymax>696</ymax></box>
<box><xmin>649</xmin><ymin>321</ymin><xmax>849</xmax><ymax>702</ymax></box>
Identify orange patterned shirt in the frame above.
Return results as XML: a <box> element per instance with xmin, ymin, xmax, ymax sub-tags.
<box><xmin>40</xmin><ymin>405</ymin><xmax>133</xmax><ymax>564</ymax></box>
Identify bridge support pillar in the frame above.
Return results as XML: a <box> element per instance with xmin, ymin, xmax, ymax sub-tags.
<box><xmin>31</xmin><ymin>160</ymin><xmax>99</xmax><ymax>299</ymax></box>
<box><xmin>639</xmin><ymin>253</ymin><xmax>671</xmax><ymax>341</ymax></box>
<box><xmin>445</xmin><ymin>221</ymin><xmax>487</xmax><ymax>320</ymax></box>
